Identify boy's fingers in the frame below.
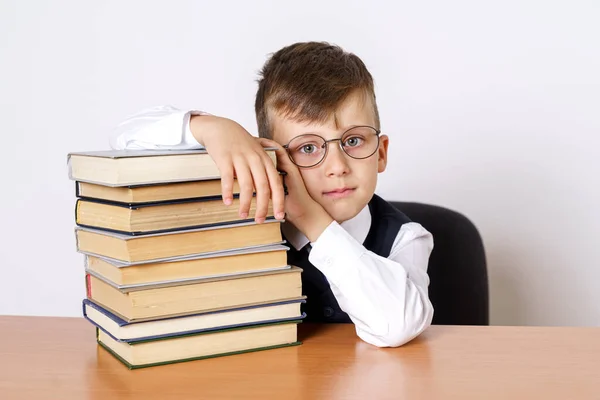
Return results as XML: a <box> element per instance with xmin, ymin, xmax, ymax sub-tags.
<box><xmin>263</xmin><ymin>155</ymin><xmax>285</xmax><ymax>220</ymax></box>
<box><xmin>256</xmin><ymin>137</ymin><xmax>279</xmax><ymax>148</ymax></box>
<box><xmin>267</xmin><ymin>163</ymin><xmax>285</xmax><ymax>219</ymax></box>
<box><xmin>254</xmin><ymin>138</ymin><xmax>286</xmax><ymax>219</ymax></box>
<box><xmin>256</xmin><ymin>137</ymin><xmax>294</xmax><ymax>174</ymax></box>
<box><xmin>233</xmin><ymin>159</ymin><xmax>254</xmax><ymax>220</ymax></box>
<box><xmin>216</xmin><ymin>159</ymin><xmax>234</xmax><ymax>205</ymax></box>
<box><xmin>248</xmin><ymin>154</ymin><xmax>270</xmax><ymax>223</ymax></box>
<box><xmin>272</xmin><ymin>148</ymin><xmax>295</xmax><ymax>171</ymax></box>
<box><xmin>256</xmin><ymin>137</ymin><xmax>286</xmax><ymax>159</ymax></box>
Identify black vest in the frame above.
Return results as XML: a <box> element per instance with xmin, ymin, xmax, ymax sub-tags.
<box><xmin>286</xmin><ymin>194</ymin><xmax>412</xmax><ymax>323</ymax></box>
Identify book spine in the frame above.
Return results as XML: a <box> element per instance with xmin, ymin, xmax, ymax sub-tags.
<box><xmin>75</xmin><ymin>217</ymin><xmax>276</xmax><ymax>237</ymax></box>
<box><xmin>75</xmin><ymin>199</ymin><xmax>81</xmax><ymax>224</ymax></box>
<box><xmin>77</xmin><ymin>193</ymin><xmax>244</xmax><ymax>209</ymax></box>
<box><xmin>86</xmin><ymin>274</ymin><xmax>92</xmax><ymax>298</ymax></box>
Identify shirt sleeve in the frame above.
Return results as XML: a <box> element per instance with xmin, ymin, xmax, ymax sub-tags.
<box><xmin>308</xmin><ymin>221</ymin><xmax>434</xmax><ymax>347</ymax></box>
<box><xmin>110</xmin><ymin>105</ymin><xmax>209</xmax><ymax>150</ymax></box>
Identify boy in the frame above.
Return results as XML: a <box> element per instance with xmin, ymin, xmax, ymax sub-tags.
<box><xmin>111</xmin><ymin>42</ymin><xmax>434</xmax><ymax>347</ymax></box>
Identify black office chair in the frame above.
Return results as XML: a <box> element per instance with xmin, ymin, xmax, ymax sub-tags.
<box><xmin>390</xmin><ymin>202</ymin><xmax>489</xmax><ymax>326</ymax></box>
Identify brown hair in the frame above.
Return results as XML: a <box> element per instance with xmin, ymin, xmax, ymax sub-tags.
<box><xmin>255</xmin><ymin>41</ymin><xmax>380</xmax><ymax>139</ymax></box>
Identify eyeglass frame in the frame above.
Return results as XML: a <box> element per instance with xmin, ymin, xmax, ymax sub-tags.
<box><xmin>282</xmin><ymin>125</ymin><xmax>382</xmax><ymax>168</ymax></box>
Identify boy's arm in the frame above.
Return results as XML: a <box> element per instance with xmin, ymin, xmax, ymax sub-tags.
<box><xmin>308</xmin><ymin>221</ymin><xmax>434</xmax><ymax>348</ymax></box>
<box><xmin>110</xmin><ymin>105</ymin><xmax>207</xmax><ymax>150</ymax></box>
<box><xmin>110</xmin><ymin>105</ymin><xmax>285</xmax><ymax>223</ymax></box>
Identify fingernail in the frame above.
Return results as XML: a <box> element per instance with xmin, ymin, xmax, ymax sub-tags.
<box><xmin>256</xmin><ymin>217</ymin><xmax>265</xmax><ymax>224</ymax></box>
<box><xmin>240</xmin><ymin>212</ymin><xmax>248</xmax><ymax>219</ymax></box>
<box><xmin>224</xmin><ymin>198</ymin><xmax>232</xmax><ymax>205</ymax></box>
<box><xmin>276</xmin><ymin>212</ymin><xmax>285</xmax><ymax>220</ymax></box>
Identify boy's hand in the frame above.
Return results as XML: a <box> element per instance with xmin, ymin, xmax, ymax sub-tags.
<box><xmin>190</xmin><ymin>115</ymin><xmax>285</xmax><ymax>223</ymax></box>
<box><xmin>257</xmin><ymin>138</ymin><xmax>334</xmax><ymax>242</ymax></box>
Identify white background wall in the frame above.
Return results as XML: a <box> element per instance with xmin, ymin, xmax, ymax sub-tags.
<box><xmin>1</xmin><ymin>0</ymin><xmax>598</xmax><ymax>326</ymax></box>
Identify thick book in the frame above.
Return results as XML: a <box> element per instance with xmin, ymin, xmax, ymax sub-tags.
<box><xmin>75</xmin><ymin>197</ymin><xmax>275</xmax><ymax>235</ymax></box>
<box><xmin>85</xmin><ymin>267</ymin><xmax>303</xmax><ymax>320</ymax></box>
<box><xmin>83</xmin><ymin>298</ymin><xmax>306</xmax><ymax>342</ymax></box>
<box><xmin>97</xmin><ymin>320</ymin><xmax>301</xmax><ymax>369</ymax></box>
<box><xmin>76</xmin><ymin>180</ymin><xmax>242</xmax><ymax>204</ymax></box>
<box><xmin>75</xmin><ymin>220</ymin><xmax>283</xmax><ymax>263</ymax></box>
<box><xmin>84</xmin><ymin>244</ymin><xmax>289</xmax><ymax>286</ymax></box>
<box><xmin>67</xmin><ymin>149</ymin><xmax>277</xmax><ymax>187</ymax></box>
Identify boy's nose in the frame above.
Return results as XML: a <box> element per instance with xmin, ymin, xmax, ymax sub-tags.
<box><xmin>323</xmin><ymin>143</ymin><xmax>350</xmax><ymax>176</ymax></box>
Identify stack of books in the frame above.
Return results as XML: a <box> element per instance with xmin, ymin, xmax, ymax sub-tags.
<box><xmin>67</xmin><ymin>149</ymin><xmax>304</xmax><ymax>369</ymax></box>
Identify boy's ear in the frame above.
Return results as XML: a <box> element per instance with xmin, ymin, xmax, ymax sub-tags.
<box><xmin>377</xmin><ymin>134</ymin><xmax>389</xmax><ymax>173</ymax></box>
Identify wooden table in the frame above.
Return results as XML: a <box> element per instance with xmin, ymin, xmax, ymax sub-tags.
<box><xmin>1</xmin><ymin>316</ymin><xmax>599</xmax><ymax>399</ymax></box>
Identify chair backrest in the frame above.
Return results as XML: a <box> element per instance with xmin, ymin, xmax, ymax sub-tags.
<box><xmin>390</xmin><ymin>201</ymin><xmax>489</xmax><ymax>325</ymax></box>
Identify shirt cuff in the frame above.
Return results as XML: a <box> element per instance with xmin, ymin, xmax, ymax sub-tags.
<box><xmin>308</xmin><ymin>221</ymin><xmax>367</xmax><ymax>285</ymax></box>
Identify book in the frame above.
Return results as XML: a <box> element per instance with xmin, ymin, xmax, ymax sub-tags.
<box><xmin>75</xmin><ymin>197</ymin><xmax>275</xmax><ymax>235</ymax></box>
<box><xmin>85</xmin><ymin>266</ymin><xmax>293</xmax><ymax>291</ymax></box>
<box><xmin>67</xmin><ymin>149</ymin><xmax>277</xmax><ymax>187</ymax></box>
<box><xmin>84</xmin><ymin>244</ymin><xmax>289</xmax><ymax>286</ymax></box>
<box><xmin>86</xmin><ymin>267</ymin><xmax>303</xmax><ymax>320</ymax></box>
<box><xmin>97</xmin><ymin>321</ymin><xmax>301</xmax><ymax>369</ymax></box>
<box><xmin>83</xmin><ymin>298</ymin><xmax>306</xmax><ymax>341</ymax></box>
<box><xmin>76</xmin><ymin>180</ymin><xmax>242</xmax><ymax>204</ymax></box>
<box><xmin>75</xmin><ymin>221</ymin><xmax>283</xmax><ymax>262</ymax></box>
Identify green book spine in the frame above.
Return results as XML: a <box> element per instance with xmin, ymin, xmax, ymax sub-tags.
<box><xmin>98</xmin><ymin>340</ymin><xmax>302</xmax><ymax>369</ymax></box>
<box><xmin>95</xmin><ymin>320</ymin><xmax>302</xmax><ymax>369</ymax></box>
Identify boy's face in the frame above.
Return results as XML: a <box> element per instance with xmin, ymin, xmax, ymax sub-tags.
<box><xmin>271</xmin><ymin>92</ymin><xmax>389</xmax><ymax>223</ymax></box>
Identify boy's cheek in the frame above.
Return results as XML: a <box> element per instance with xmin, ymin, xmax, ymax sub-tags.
<box><xmin>297</xmin><ymin>170</ymin><xmax>316</xmax><ymax>190</ymax></box>
<box><xmin>297</xmin><ymin>173</ymin><xmax>324</xmax><ymax>200</ymax></box>
<box><xmin>303</xmin><ymin>182</ymin><xmax>323</xmax><ymax>201</ymax></box>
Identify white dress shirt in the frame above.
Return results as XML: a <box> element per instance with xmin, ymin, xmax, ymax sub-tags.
<box><xmin>111</xmin><ymin>105</ymin><xmax>435</xmax><ymax>348</ymax></box>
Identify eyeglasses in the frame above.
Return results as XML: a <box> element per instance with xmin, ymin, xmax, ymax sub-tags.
<box><xmin>282</xmin><ymin>126</ymin><xmax>381</xmax><ymax>168</ymax></box>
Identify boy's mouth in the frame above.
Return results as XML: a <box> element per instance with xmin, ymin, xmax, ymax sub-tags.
<box><xmin>323</xmin><ymin>187</ymin><xmax>356</xmax><ymax>199</ymax></box>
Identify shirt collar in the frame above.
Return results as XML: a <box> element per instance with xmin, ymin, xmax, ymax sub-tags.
<box><xmin>282</xmin><ymin>204</ymin><xmax>372</xmax><ymax>251</ymax></box>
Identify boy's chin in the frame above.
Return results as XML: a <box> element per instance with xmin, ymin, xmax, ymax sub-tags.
<box><xmin>325</xmin><ymin>203</ymin><xmax>365</xmax><ymax>224</ymax></box>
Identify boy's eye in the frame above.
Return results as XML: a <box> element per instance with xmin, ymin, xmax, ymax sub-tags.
<box><xmin>343</xmin><ymin>136</ymin><xmax>364</xmax><ymax>147</ymax></box>
<box><xmin>299</xmin><ymin>144</ymin><xmax>319</xmax><ymax>154</ymax></box>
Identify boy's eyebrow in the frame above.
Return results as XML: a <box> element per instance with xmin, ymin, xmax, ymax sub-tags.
<box><xmin>299</xmin><ymin>124</ymin><xmax>368</xmax><ymax>136</ymax></box>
